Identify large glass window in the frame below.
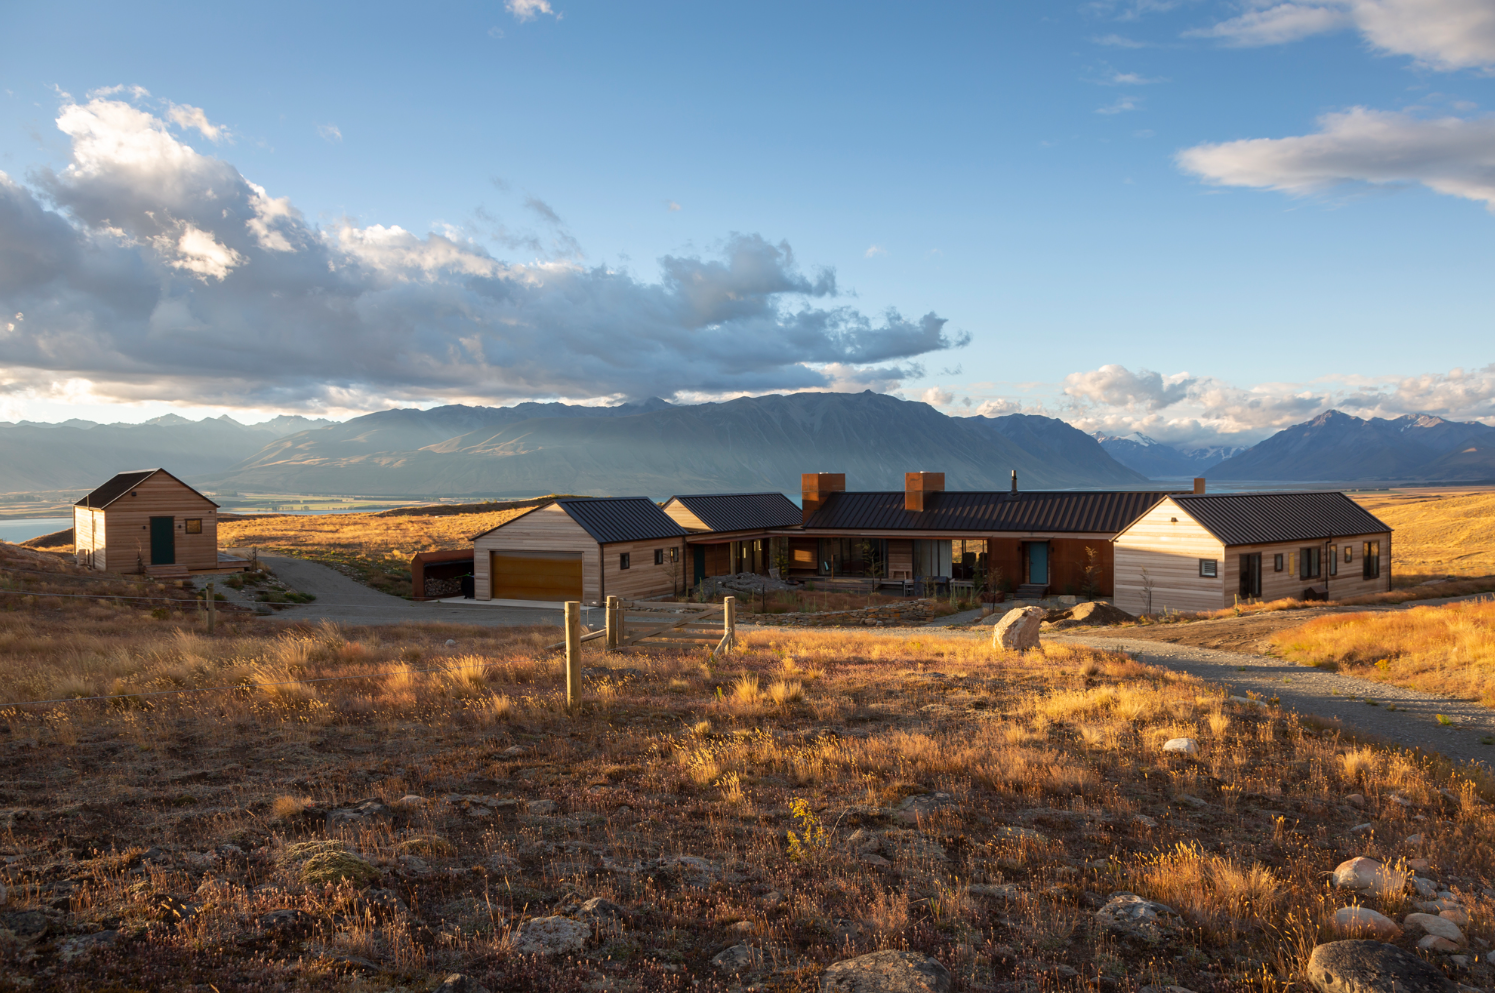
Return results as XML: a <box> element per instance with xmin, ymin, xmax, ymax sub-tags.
<box><xmin>1299</xmin><ymin>546</ymin><xmax>1321</xmax><ymax>580</ymax></box>
<box><xmin>1363</xmin><ymin>541</ymin><xmax>1381</xmax><ymax>579</ymax></box>
<box><xmin>818</xmin><ymin>538</ymin><xmax>887</xmax><ymax>577</ymax></box>
<box><xmin>949</xmin><ymin>539</ymin><xmax>987</xmax><ymax>582</ymax></box>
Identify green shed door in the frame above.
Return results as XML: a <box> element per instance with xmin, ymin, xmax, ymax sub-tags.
<box><xmin>149</xmin><ymin>516</ymin><xmax>175</xmax><ymax>565</ymax></box>
<box><xmin>693</xmin><ymin>545</ymin><xmax>706</xmax><ymax>585</ymax></box>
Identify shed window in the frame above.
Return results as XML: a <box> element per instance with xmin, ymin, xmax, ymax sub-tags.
<box><xmin>184</xmin><ymin>518</ymin><xmax>202</xmax><ymax>534</ymax></box>
<box><xmin>1344</xmin><ymin>545</ymin><xmax>1353</xmax><ymax>563</ymax></box>
<box><xmin>1299</xmin><ymin>546</ymin><xmax>1321</xmax><ymax>580</ymax></box>
<box><xmin>654</xmin><ymin>548</ymin><xmax>664</xmax><ymax>566</ymax></box>
<box><xmin>1363</xmin><ymin>541</ymin><xmax>1381</xmax><ymax>580</ymax></box>
<box><xmin>669</xmin><ymin>547</ymin><xmax>679</xmax><ymax>563</ymax></box>
<box><xmin>1198</xmin><ymin>559</ymin><xmax>1217</xmax><ymax>578</ymax></box>
<box><xmin>619</xmin><ymin>552</ymin><xmax>631</xmax><ymax>570</ymax></box>
<box><xmin>1273</xmin><ymin>553</ymin><xmax>1284</xmax><ymax>572</ymax></box>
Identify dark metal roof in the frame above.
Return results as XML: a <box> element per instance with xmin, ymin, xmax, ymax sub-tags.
<box><xmin>802</xmin><ymin>490</ymin><xmax>1175</xmax><ymax>533</ymax></box>
<box><xmin>74</xmin><ymin>468</ymin><xmax>218</xmax><ymax>510</ymax></box>
<box><xmin>1172</xmin><ymin>491</ymin><xmax>1391</xmax><ymax>546</ymax></box>
<box><xmin>667</xmin><ymin>492</ymin><xmax>803</xmax><ymax>533</ymax></box>
<box><xmin>557</xmin><ymin>497</ymin><xmax>690</xmax><ymax>545</ymax></box>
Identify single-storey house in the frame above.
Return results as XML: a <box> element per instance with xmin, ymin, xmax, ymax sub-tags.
<box><xmin>1112</xmin><ymin>491</ymin><xmax>1393</xmax><ymax>615</ymax></box>
<box><xmin>471</xmin><ymin>497</ymin><xmax>689</xmax><ymax>605</ymax></box>
<box><xmin>73</xmin><ymin>468</ymin><xmax>222</xmax><ymax>578</ymax></box>
<box><xmin>662</xmin><ymin>492</ymin><xmax>803</xmax><ymax>584</ymax></box>
<box><xmin>783</xmin><ymin>472</ymin><xmax>1174</xmax><ymax>596</ymax></box>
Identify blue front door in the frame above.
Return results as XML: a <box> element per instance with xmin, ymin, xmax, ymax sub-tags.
<box><xmin>1027</xmin><ymin>542</ymin><xmax>1049</xmax><ymax>585</ymax></box>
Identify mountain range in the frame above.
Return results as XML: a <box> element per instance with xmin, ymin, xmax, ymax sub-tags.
<box><xmin>1205</xmin><ymin>410</ymin><xmax>1495</xmax><ymax>482</ymax></box>
<box><xmin>203</xmin><ymin>393</ymin><xmax>1151</xmax><ymax>497</ymax></box>
<box><xmin>1096</xmin><ymin>435</ymin><xmax>1246</xmax><ymax>478</ymax></box>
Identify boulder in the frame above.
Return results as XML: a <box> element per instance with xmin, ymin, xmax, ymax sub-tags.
<box><xmin>992</xmin><ymin>606</ymin><xmax>1044</xmax><ymax>651</ymax></box>
<box><xmin>1162</xmin><ymin>738</ymin><xmax>1198</xmax><ymax>756</ymax></box>
<box><xmin>1095</xmin><ymin>892</ymin><xmax>1177</xmax><ymax>944</ymax></box>
<box><xmin>1333</xmin><ymin>907</ymin><xmax>1401</xmax><ymax>940</ymax></box>
<box><xmin>1306</xmin><ymin>940</ymin><xmax>1456</xmax><ymax>993</ymax></box>
<box><xmin>711</xmin><ymin>943</ymin><xmax>763</xmax><ymax>974</ymax></box>
<box><xmin>433</xmin><ymin>975</ymin><xmax>491</xmax><ymax>993</ymax></box>
<box><xmin>1333</xmin><ymin>858</ymin><xmax>1406</xmax><ymax>897</ymax></box>
<box><xmin>510</xmin><ymin>916</ymin><xmax>588</xmax><ymax>956</ymax></box>
<box><xmin>820</xmin><ymin>950</ymin><xmax>952</xmax><ymax>992</ymax></box>
<box><xmin>1403</xmin><ymin>913</ymin><xmax>1465</xmax><ymax>948</ymax></box>
<box><xmin>577</xmin><ymin>897</ymin><xmax>629</xmax><ymax>920</ymax></box>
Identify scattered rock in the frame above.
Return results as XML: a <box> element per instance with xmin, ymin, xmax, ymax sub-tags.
<box><xmin>711</xmin><ymin>943</ymin><xmax>763</xmax><ymax>974</ymax></box>
<box><xmin>1133</xmin><ymin>814</ymin><xmax>1159</xmax><ymax>829</ymax></box>
<box><xmin>820</xmin><ymin>949</ymin><xmax>953</xmax><ymax>992</ymax></box>
<box><xmin>1439</xmin><ymin>907</ymin><xmax>1470</xmax><ymax>927</ymax></box>
<box><xmin>1412</xmin><ymin>878</ymin><xmax>1439</xmax><ymax>899</ymax></box>
<box><xmin>1334</xmin><ymin>906</ymin><xmax>1401</xmax><ymax>940</ymax></box>
<box><xmin>1174</xmin><ymin>793</ymin><xmax>1209</xmax><ymax>809</ymax></box>
<box><xmin>1163</xmin><ymin>738</ymin><xmax>1199</xmax><ymax>756</ymax></box>
<box><xmin>511</xmin><ymin>916</ymin><xmax>588</xmax><ymax>956</ymax></box>
<box><xmin>1350</xmin><ymin>823</ymin><xmax>1376</xmax><ymax>836</ymax></box>
<box><xmin>763</xmin><ymin>890</ymin><xmax>785</xmax><ymax>908</ymax></box>
<box><xmin>0</xmin><ymin>909</ymin><xmax>49</xmax><ymax>939</ymax></box>
<box><xmin>1404</xmin><ymin>913</ymin><xmax>1466</xmax><ymax>948</ymax></box>
<box><xmin>1095</xmin><ymin>892</ymin><xmax>1176</xmax><ymax>945</ymax></box>
<box><xmin>433</xmin><ymin>974</ymin><xmax>490</xmax><ymax>993</ymax></box>
<box><xmin>258</xmin><ymin>908</ymin><xmax>312</xmax><ymax>936</ymax></box>
<box><xmin>991</xmin><ymin>606</ymin><xmax>1044</xmax><ymax>651</ymax></box>
<box><xmin>1334</xmin><ymin>858</ymin><xmax>1406</xmax><ymax>896</ymax></box>
<box><xmin>1346</xmin><ymin>794</ymin><xmax>1365</xmax><ymax>808</ymax></box>
<box><xmin>57</xmin><ymin>930</ymin><xmax>118</xmax><ymax>961</ymax></box>
<box><xmin>326</xmin><ymin>799</ymin><xmax>392</xmax><ymax>831</ymax></box>
<box><xmin>577</xmin><ymin>897</ymin><xmax>629</xmax><ymax>920</ymax></box>
<box><xmin>392</xmin><ymin>795</ymin><xmax>426</xmax><ymax>810</ymax></box>
<box><xmin>992</xmin><ymin>825</ymin><xmax>1050</xmax><ymax>844</ymax></box>
<box><xmin>528</xmin><ymin>799</ymin><xmax>558</xmax><ymax>815</ymax></box>
<box><xmin>501</xmin><ymin>746</ymin><xmax>528</xmax><ymax>757</ymax></box>
<box><xmin>1406</xmin><ymin>833</ymin><xmax>1425</xmax><ymax>846</ymax></box>
<box><xmin>967</xmin><ymin>883</ymin><xmax>1021</xmax><ymax>900</ymax></box>
<box><xmin>895</xmin><ymin>792</ymin><xmax>955</xmax><ymax>820</ymax></box>
<box><xmin>1307</xmin><ymin>940</ymin><xmax>1456</xmax><ymax>993</ymax></box>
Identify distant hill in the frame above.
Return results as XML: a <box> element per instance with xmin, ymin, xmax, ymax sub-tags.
<box><xmin>207</xmin><ymin>392</ymin><xmax>1151</xmax><ymax>498</ymax></box>
<box><xmin>1096</xmin><ymin>434</ymin><xmax>1244</xmax><ymax>478</ymax></box>
<box><xmin>1207</xmin><ymin>410</ymin><xmax>1495</xmax><ymax>482</ymax></box>
<box><xmin>0</xmin><ymin>414</ymin><xmax>334</xmax><ymax>493</ymax></box>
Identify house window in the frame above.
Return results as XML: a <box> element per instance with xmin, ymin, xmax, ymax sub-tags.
<box><xmin>1363</xmin><ymin>541</ymin><xmax>1381</xmax><ymax>580</ymax></box>
<box><xmin>654</xmin><ymin>548</ymin><xmax>664</xmax><ymax>566</ymax></box>
<box><xmin>1344</xmin><ymin>545</ymin><xmax>1353</xmax><ymax>564</ymax></box>
<box><xmin>669</xmin><ymin>547</ymin><xmax>679</xmax><ymax>563</ymax></box>
<box><xmin>1299</xmin><ymin>546</ymin><xmax>1321</xmax><ymax>580</ymax></box>
<box><xmin>1328</xmin><ymin>545</ymin><xmax>1338</xmax><ymax>577</ymax></box>
<box><xmin>619</xmin><ymin>552</ymin><xmax>631</xmax><ymax>570</ymax></box>
<box><xmin>184</xmin><ymin>519</ymin><xmax>202</xmax><ymax>534</ymax></box>
<box><xmin>1273</xmin><ymin>553</ymin><xmax>1284</xmax><ymax>572</ymax></box>
<box><xmin>1199</xmin><ymin>559</ymin><xmax>1217</xmax><ymax>578</ymax></box>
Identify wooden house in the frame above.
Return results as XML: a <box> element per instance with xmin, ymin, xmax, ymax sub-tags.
<box><xmin>662</xmin><ymin>492</ymin><xmax>802</xmax><ymax>584</ymax></box>
<box><xmin>73</xmin><ymin>468</ymin><xmax>223</xmax><ymax>579</ymax></box>
<box><xmin>1112</xmin><ymin>491</ymin><xmax>1393</xmax><ymax>615</ymax></box>
<box><xmin>471</xmin><ymin>497</ymin><xmax>688</xmax><ymax>605</ymax></box>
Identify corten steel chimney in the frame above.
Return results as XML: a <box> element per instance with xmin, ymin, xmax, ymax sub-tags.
<box><xmin>904</xmin><ymin>472</ymin><xmax>944</xmax><ymax>512</ymax></box>
<box><xmin>801</xmin><ymin>473</ymin><xmax>845</xmax><ymax>524</ymax></box>
<box><xmin>1010</xmin><ymin>470</ymin><xmax>1018</xmax><ymax>494</ymax></box>
<box><xmin>1194</xmin><ymin>477</ymin><xmax>1206</xmax><ymax>494</ymax></box>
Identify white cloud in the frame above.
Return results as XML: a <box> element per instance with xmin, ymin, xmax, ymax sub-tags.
<box><xmin>1099</xmin><ymin>69</ymin><xmax>1167</xmax><ymax>84</ymax></box>
<box><xmin>1097</xmin><ymin>96</ymin><xmax>1141</xmax><ymax>114</ymax></box>
<box><xmin>665</xmin><ymin>200</ymin><xmax>681</xmax><ymax>211</ymax></box>
<box><xmin>1189</xmin><ymin>0</ymin><xmax>1495</xmax><ymax>70</ymax></box>
<box><xmin>166</xmin><ymin>103</ymin><xmax>226</xmax><ymax>142</ymax></box>
<box><xmin>317</xmin><ymin>123</ymin><xmax>342</xmax><ymax>142</ymax></box>
<box><xmin>1178</xmin><ymin>107</ymin><xmax>1495</xmax><ymax>209</ymax></box>
<box><xmin>506</xmin><ymin>0</ymin><xmax>558</xmax><ymax>22</ymax></box>
<box><xmin>0</xmin><ymin>92</ymin><xmax>964</xmax><ymax>411</ymax></box>
<box><xmin>1092</xmin><ymin>33</ymin><xmax>1152</xmax><ymax>47</ymax></box>
<box><xmin>921</xmin><ymin>386</ymin><xmax>954</xmax><ymax>406</ymax></box>
<box><xmin>864</xmin><ymin>244</ymin><xmax>887</xmax><ymax>257</ymax></box>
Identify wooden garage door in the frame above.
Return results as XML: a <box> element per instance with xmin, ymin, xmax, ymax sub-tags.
<box><xmin>490</xmin><ymin>550</ymin><xmax>583</xmax><ymax>601</ymax></box>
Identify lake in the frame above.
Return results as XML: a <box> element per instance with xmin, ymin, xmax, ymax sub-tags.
<box><xmin>0</xmin><ymin>517</ymin><xmax>72</xmax><ymax>544</ymax></box>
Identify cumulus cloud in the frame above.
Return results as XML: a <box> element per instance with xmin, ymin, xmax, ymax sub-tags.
<box><xmin>864</xmin><ymin>244</ymin><xmax>886</xmax><ymax>257</ymax></box>
<box><xmin>921</xmin><ymin>386</ymin><xmax>954</xmax><ymax>406</ymax></box>
<box><xmin>506</xmin><ymin>0</ymin><xmax>558</xmax><ymax>22</ymax></box>
<box><xmin>166</xmin><ymin>103</ymin><xmax>226</xmax><ymax>142</ymax></box>
<box><xmin>0</xmin><ymin>92</ymin><xmax>963</xmax><ymax>412</ymax></box>
<box><xmin>1097</xmin><ymin>96</ymin><xmax>1140</xmax><ymax>114</ymax></box>
<box><xmin>1054</xmin><ymin>362</ymin><xmax>1495</xmax><ymax>448</ymax></box>
<box><xmin>317</xmin><ymin>123</ymin><xmax>343</xmax><ymax>142</ymax></box>
<box><xmin>1178</xmin><ymin>107</ymin><xmax>1495</xmax><ymax>209</ymax></box>
<box><xmin>1188</xmin><ymin>0</ymin><xmax>1495</xmax><ymax>70</ymax></box>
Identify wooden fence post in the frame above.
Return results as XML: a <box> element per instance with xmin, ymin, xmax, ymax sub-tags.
<box><xmin>565</xmin><ymin>601</ymin><xmax>581</xmax><ymax>709</ymax></box>
<box><xmin>605</xmin><ymin>596</ymin><xmax>619</xmax><ymax>652</ymax></box>
<box><xmin>723</xmin><ymin>595</ymin><xmax>735</xmax><ymax>655</ymax></box>
<box><xmin>207</xmin><ymin>581</ymin><xmax>216</xmax><ymax>634</ymax></box>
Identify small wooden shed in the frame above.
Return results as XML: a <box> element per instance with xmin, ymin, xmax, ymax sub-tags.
<box><xmin>471</xmin><ymin>497</ymin><xmax>688</xmax><ymax>605</ymax></box>
<box><xmin>1112</xmin><ymin>491</ymin><xmax>1392</xmax><ymax>615</ymax></box>
<box><xmin>73</xmin><ymin>468</ymin><xmax>221</xmax><ymax>578</ymax></box>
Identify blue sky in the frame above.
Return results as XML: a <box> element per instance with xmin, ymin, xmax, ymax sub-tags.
<box><xmin>1</xmin><ymin>0</ymin><xmax>1493</xmax><ymax>448</ymax></box>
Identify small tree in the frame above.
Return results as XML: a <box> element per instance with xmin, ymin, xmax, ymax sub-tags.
<box><xmin>1140</xmin><ymin>568</ymin><xmax>1155</xmax><ymax>617</ymax></box>
<box><xmin>1081</xmin><ymin>546</ymin><xmax>1101</xmax><ymax>601</ymax></box>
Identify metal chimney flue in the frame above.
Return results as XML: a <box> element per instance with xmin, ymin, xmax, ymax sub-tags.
<box><xmin>1010</xmin><ymin>469</ymin><xmax>1018</xmax><ymax>494</ymax></box>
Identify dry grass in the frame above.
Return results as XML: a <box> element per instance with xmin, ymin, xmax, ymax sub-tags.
<box><xmin>1353</xmin><ymin>489</ymin><xmax>1495</xmax><ymax>583</ymax></box>
<box><xmin>1</xmin><ymin>565</ymin><xmax>1492</xmax><ymax>991</ymax></box>
<box><xmin>1270</xmin><ymin>598</ymin><xmax>1495</xmax><ymax>705</ymax></box>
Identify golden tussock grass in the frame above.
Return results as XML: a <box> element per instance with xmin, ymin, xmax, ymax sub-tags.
<box><xmin>1354</xmin><ymin>489</ymin><xmax>1495</xmax><ymax>581</ymax></box>
<box><xmin>1271</xmin><ymin>598</ymin><xmax>1495</xmax><ymax>705</ymax></box>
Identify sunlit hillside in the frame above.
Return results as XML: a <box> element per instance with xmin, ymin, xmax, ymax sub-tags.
<box><xmin>1352</xmin><ymin>489</ymin><xmax>1495</xmax><ymax>582</ymax></box>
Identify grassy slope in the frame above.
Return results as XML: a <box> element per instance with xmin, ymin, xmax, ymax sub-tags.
<box><xmin>0</xmin><ymin>570</ymin><xmax>1491</xmax><ymax>991</ymax></box>
<box><xmin>1353</xmin><ymin>489</ymin><xmax>1495</xmax><ymax>582</ymax></box>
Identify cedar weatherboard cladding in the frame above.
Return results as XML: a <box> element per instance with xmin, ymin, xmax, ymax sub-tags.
<box><xmin>667</xmin><ymin>492</ymin><xmax>802</xmax><ymax>532</ymax></box>
<box><xmin>556</xmin><ymin>497</ymin><xmax>689</xmax><ymax>545</ymax></box>
<box><xmin>1171</xmin><ymin>491</ymin><xmax>1392</xmax><ymax>546</ymax></box>
<box><xmin>76</xmin><ymin>470</ymin><xmax>169</xmax><ymax>508</ymax></box>
<box><xmin>801</xmin><ymin>490</ymin><xmax>1175</xmax><ymax>533</ymax></box>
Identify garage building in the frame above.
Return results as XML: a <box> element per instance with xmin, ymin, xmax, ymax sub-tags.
<box><xmin>471</xmin><ymin>497</ymin><xmax>688</xmax><ymax>605</ymax></box>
